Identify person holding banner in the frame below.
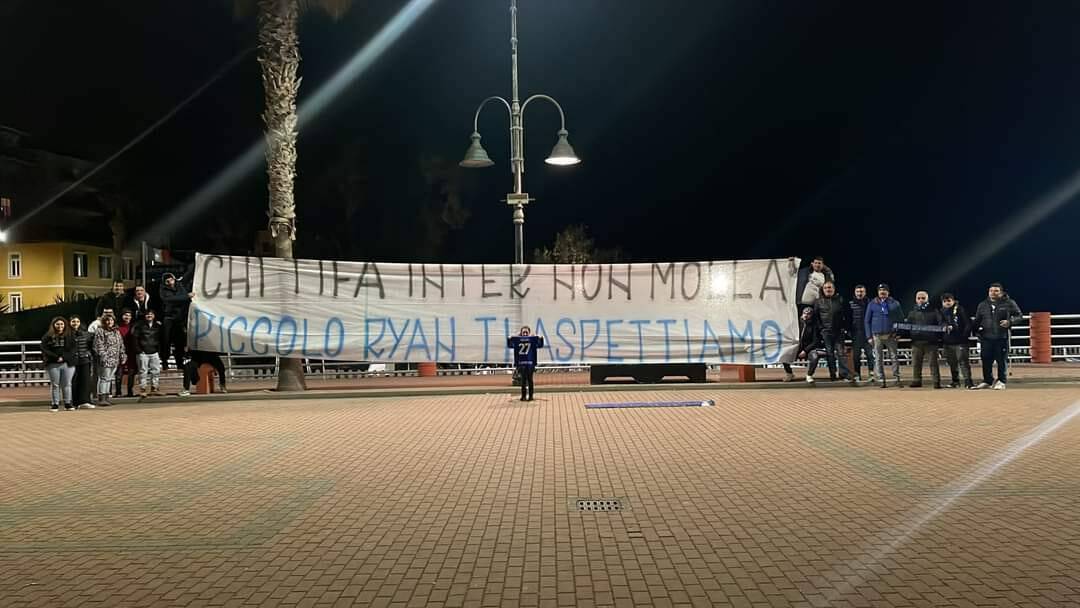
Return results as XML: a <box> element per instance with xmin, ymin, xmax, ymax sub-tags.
<box><xmin>507</xmin><ymin>326</ymin><xmax>544</xmax><ymax>401</ymax></box>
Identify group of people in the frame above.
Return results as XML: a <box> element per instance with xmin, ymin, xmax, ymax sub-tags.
<box><xmin>785</xmin><ymin>256</ymin><xmax>1023</xmax><ymax>390</ymax></box>
<box><xmin>41</xmin><ymin>274</ymin><xmax>228</xmax><ymax>412</ymax></box>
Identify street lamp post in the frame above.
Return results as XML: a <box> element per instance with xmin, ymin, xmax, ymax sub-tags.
<box><xmin>459</xmin><ymin>0</ymin><xmax>580</xmax><ymax>264</ymax></box>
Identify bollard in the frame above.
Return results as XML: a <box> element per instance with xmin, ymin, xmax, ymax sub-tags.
<box><xmin>418</xmin><ymin>362</ymin><xmax>437</xmax><ymax>377</ymax></box>
<box><xmin>1029</xmin><ymin>312</ymin><xmax>1052</xmax><ymax>364</ymax></box>
<box><xmin>196</xmin><ymin>363</ymin><xmax>216</xmax><ymax>394</ymax></box>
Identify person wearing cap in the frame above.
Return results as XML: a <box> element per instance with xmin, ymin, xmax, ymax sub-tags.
<box><xmin>863</xmin><ymin>283</ymin><xmax>904</xmax><ymax>388</ymax></box>
<box><xmin>159</xmin><ymin>272</ymin><xmax>193</xmax><ymax>371</ymax></box>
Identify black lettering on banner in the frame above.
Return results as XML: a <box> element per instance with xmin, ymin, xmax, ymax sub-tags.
<box><xmin>422</xmin><ymin>264</ymin><xmax>445</xmax><ymax>298</ymax></box>
<box><xmin>681</xmin><ymin>262</ymin><xmax>701</xmax><ymax>300</ymax></box>
<box><xmin>353</xmin><ymin>263</ymin><xmax>386</xmax><ymax>298</ymax></box>
<box><xmin>481</xmin><ymin>264</ymin><xmax>502</xmax><ymax>298</ymax></box>
<box><xmin>731</xmin><ymin>260</ymin><xmax>753</xmax><ymax>300</ymax></box>
<box><xmin>318</xmin><ymin>260</ymin><xmax>326</xmax><ymax>296</ymax></box>
<box><xmin>609</xmin><ymin>264</ymin><xmax>631</xmax><ymax>300</ymax></box>
<box><xmin>460</xmin><ymin>264</ymin><xmax>466</xmax><ymax>297</ymax></box>
<box><xmin>581</xmin><ymin>264</ymin><xmax>603</xmax><ymax>301</ymax></box>
<box><xmin>332</xmin><ymin>260</ymin><xmax>349</xmax><ymax>297</ymax></box>
<box><xmin>510</xmin><ymin>265</ymin><xmax>531</xmax><ymax>299</ymax></box>
<box><xmin>227</xmin><ymin>256</ymin><xmax>250</xmax><ymax>299</ymax></box>
<box><xmin>553</xmin><ymin>264</ymin><xmax>575</xmax><ymax>301</ymax></box>
<box><xmin>408</xmin><ymin>264</ymin><xmax>414</xmax><ymax>298</ymax></box>
<box><xmin>651</xmin><ymin>263</ymin><xmax>675</xmax><ymax>299</ymax></box>
<box><xmin>759</xmin><ymin>258</ymin><xmax>787</xmax><ymax>302</ymax></box>
<box><xmin>202</xmin><ymin>255</ymin><xmax>223</xmax><ymax>299</ymax></box>
<box><xmin>289</xmin><ymin>258</ymin><xmax>296</xmax><ymax>295</ymax></box>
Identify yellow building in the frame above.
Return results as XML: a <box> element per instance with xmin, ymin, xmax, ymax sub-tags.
<box><xmin>0</xmin><ymin>241</ymin><xmax>138</xmax><ymax>311</ymax></box>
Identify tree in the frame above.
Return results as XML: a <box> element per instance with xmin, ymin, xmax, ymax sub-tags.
<box><xmin>532</xmin><ymin>224</ymin><xmax>624</xmax><ymax>264</ymax></box>
<box><xmin>233</xmin><ymin>0</ymin><xmax>356</xmax><ymax>391</ymax></box>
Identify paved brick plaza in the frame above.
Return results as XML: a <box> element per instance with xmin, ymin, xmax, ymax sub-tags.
<box><xmin>1</xmin><ymin>385</ymin><xmax>1079</xmax><ymax>607</ymax></box>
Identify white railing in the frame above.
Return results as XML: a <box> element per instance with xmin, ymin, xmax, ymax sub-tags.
<box><xmin>2</xmin><ymin>314</ymin><xmax>1077</xmax><ymax>387</ymax></box>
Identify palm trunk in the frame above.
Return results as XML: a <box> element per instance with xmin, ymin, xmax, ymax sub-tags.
<box><xmin>257</xmin><ymin>0</ymin><xmax>306</xmax><ymax>391</ymax></box>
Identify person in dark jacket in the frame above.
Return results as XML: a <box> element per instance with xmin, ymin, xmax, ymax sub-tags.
<box><xmin>796</xmin><ymin>307</ymin><xmax>826</xmax><ymax>384</ymax></box>
<box><xmin>904</xmin><ymin>291</ymin><xmax>945</xmax><ymax>388</ymax></box>
<box><xmin>67</xmin><ymin>315</ymin><xmax>95</xmax><ymax>409</ymax></box>
<box><xmin>940</xmin><ymin>293</ymin><xmax>973</xmax><ymax>388</ymax></box>
<box><xmin>159</xmin><ymin>273</ymin><xmax>192</xmax><ymax>371</ymax></box>
<box><xmin>41</xmin><ymin>316</ymin><xmax>75</xmax><ymax>411</ymax></box>
<box><xmin>782</xmin><ymin>257</ymin><xmax>836</xmax><ymax>382</ymax></box>
<box><xmin>130</xmin><ymin>285</ymin><xmax>153</xmax><ymax>322</ymax></box>
<box><xmin>812</xmin><ymin>281</ymin><xmax>852</xmax><ymax>382</ymax></box>
<box><xmin>848</xmin><ymin>284</ymin><xmax>876</xmax><ymax>383</ymax></box>
<box><xmin>95</xmin><ymin>280</ymin><xmax>129</xmax><ymax>319</ymax></box>
<box><xmin>116</xmin><ymin>309</ymin><xmax>138</xmax><ymax>398</ymax></box>
<box><xmin>132</xmin><ymin>309</ymin><xmax>163</xmax><ymax>397</ymax></box>
<box><xmin>972</xmin><ymin>282</ymin><xmax>1023</xmax><ymax>390</ymax></box>
<box><xmin>864</xmin><ymin>283</ymin><xmax>905</xmax><ymax>388</ymax></box>
<box><xmin>179</xmin><ymin>349</ymin><xmax>229</xmax><ymax>396</ymax></box>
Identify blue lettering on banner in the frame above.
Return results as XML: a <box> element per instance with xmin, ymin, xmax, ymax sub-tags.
<box><xmin>605</xmin><ymin>319</ymin><xmax>624</xmax><ymax>363</ymax></box>
<box><xmin>760</xmin><ymin>320</ymin><xmax>783</xmax><ymax>363</ymax></box>
<box><xmin>580</xmin><ymin>319</ymin><xmax>601</xmax><ymax>360</ymax></box>
<box><xmin>628</xmin><ymin>319</ymin><xmax>651</xmax><ymax>362</ymax></box>
<box><xmin>276</xmin><ymin>315</ymin><xmax>299</xmax><ymax>356</ymax></box>
<box><xmin>218</xmin><ymin>318</ymin><xmax>226</xmax><ymax>353</ymax></box>
<box><xmin>251</xmin><ymin>317</ymin><xmax>272</xmax><ymax>356</ymax></box>
<box><xmin>386</xmin><ymin>318</ymin><xmax>410</xmax><ymax>359</ymax></box>
<box><xmin>683</xmin><ymin>319</ymin><xmax>692</xmax><ymax>361</ymax></box>
<box><xmin>699</xmin><ymin>319</ymin><xmax>724</xmax><ymax>362</ymax></box>
<box><xmin>534</xmin><ymin>318</ymin><xmax>550</xmax><ymax>362</ymax></box>
<box><xmin>301</xmin><ymin>319</ymin><xmax>321</xmax><ymax>357</ymax></box>
<box><xmin>657</xmin><ymin>319</ymin><xmax>676</xmax><ymax>362</ymax></box>
<box><xmin>325</xmin><ymin>317</ymin><xmax>345</xmax><ymax>358</ymax></box>
<box><xmin>555</xmin><ymin>318</ymin><xmax>576</xmax><ymax>362</ymax></box>
<box><xmin>728</xmin><ymin>320</ymin><xmax>754</xmax><ymax>363</ymax></box>
<box><xmin>192</xmin><ymin>308</ymin><xmax>215</xmax><ymax>348</ymax></box>
<box><xmin>364</xmin><ymin>318</ymin><xmax>387</xmax><ymax>359</ymax></box>
<box><xmin>435</xmin><ymin>317</ymin><xmax>456</xmax><ymax>361</ymax></box>
<box><xmin>475</xmin><ymin>316</ymin><xmax>496</xmax><ymax>362</ymax></box>
<box><xmin>227</xmin><ymin>316</ymin><xmax>248</xmax><ymax>353</ymax></box>
<box><xmin>405</xmin><ymin>319</ymin><xmax>432</xmax><ymax>360</ymax></box>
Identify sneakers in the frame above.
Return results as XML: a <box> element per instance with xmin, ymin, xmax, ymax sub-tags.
<box><xmin>178</xmin><ymin>390</ymin><xmax>191</xmax><ymax>397</ymax></box>
<box><xmin>854</xmin><ymin>376</ymin><xmax>864</xmax><ymax>384</ymax></box>
<box><xmin>219</xmin><ymin>387</ymin><xmax>228</xmax><ymax>394</ymax></box>
<box><xmin>933</xmin><ymin>383</ymin><xmax>942</xmax><ymax>390</ymax></box>
<box><xmin>992</xmin><ymin>381</ymin><xmax>1007</xmax><ymax>390</ymax></box>
<box><xmin>63</xmin><ymin>403</ymin><xmax>74</xmax><ymax>411</ymax></box>
<box><xmin>50</xmin><ymin>404</ymin><xmax>59</xmax><ymax>412</ymax></box>
<box><xmin>971</xmin><ymin>382</ymin><xmax>991</xmax><ymax>390</ymax></box>
<box><xmin>80</xmin><ymin>402</ymin><xmax>96</xmax><ymax>409</ymax></box>
<box><xmin>805</xmin><ymin>375</ymin><xmax>816</xmax><ymax>385</ymax></box>
<box><xmin>909</xmin><ymin>382</ymin><xmax>923</xmax><ymax>388</ymax></box>
<box><xmin>845</xmin><ymin>377</ymin><xmax>856</xmax><ymax>385</ymax></box>
<box><xmin>783</xmin><ymin>372</ymin><xmax>795</xmax><ymax>383</ymax></box>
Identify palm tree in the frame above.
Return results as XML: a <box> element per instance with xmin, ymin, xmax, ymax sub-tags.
<box><xmin>234</xmin><ymin>0</ymin><xmax>355</xmax><ymax>391</ymax></box>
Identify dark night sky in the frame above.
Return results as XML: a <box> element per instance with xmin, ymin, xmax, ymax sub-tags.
<box><xmin>2</xmin><ymin>0</ymin><xmax>1079</xmax><ymax>311</ymax></box>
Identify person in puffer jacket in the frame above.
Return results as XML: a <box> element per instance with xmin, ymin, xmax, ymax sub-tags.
<box><xmin>68</xmin><ymin>315</ymin><xmax>94</xmax><ymax>409</ymax></box>
<box><xmin>132</xmin><ymin>309</ymin><xmax>164</xmax><ymax>397</ymax></box>
<box><xmin>940</xmin><ymin>293</ymin><xmax>973</xmax><ymax>388</ymax></box>
<box><xmin>903</xmin><ymin>291</ymin><xmax>945</xmax><ymax>389</ymax></box>
<box><xmin>41</xmin><ymin>317</ymin><xmax>75</xmax><ymax>411</ymax></box>
<box><xmin>812</xmin><ymin>281</ymin><xmax>851</xmax><ymax>382</ymax></box>
<box><xmin>92</xmin><ymin>314</ymin><xmax>126</xmax><ymax>407</ymax></box>
<box><xmin>971</xmin><ymin>282</ymin><xmax>1023</xmax><ymax>390</ymax></box>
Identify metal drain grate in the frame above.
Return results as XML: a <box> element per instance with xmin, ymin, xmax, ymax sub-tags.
<box><xmin>577</xmin><ymin>499</ymin><xmax>623</xmax><ymax>512</ymax></box>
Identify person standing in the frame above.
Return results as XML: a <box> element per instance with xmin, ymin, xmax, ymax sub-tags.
<box><xmin>116</xmin><ymin>309</ymin><xmax>137</xmax><ymax>398</ymax></box>
<box><xmin>130</xmin><ymin>285</ymin><xmax>152</xmax><ymax>322</ymax></box>
<box><xmin>848</xmin><ymin>284</ymin><xmax>876</xmax><ymax>384</ymax></box>
<box><xmin>92</xmin><ymin>314</ymin><xmax>126</xmax><ymax>407</ymax></box>
<box><xmin>972</xmin><ymin>282</ymin><xmax>1022</xmax><ymax>390</ymax></box>
<box><xmin>904</xmin><ymin>290</ymin><xmax>945</xmax><ymax>389</ymax></box>
<box><xmin>68</xmin><ymin>315</ymin><xmax>95</xmax><ymax>409</ymax></box>
<box><xmin>507</xmin><ymin>326</ymin><xmax>544</xmax><ymax>401</ymax></box>
<box><xmin>159</xmin><ymin>273</ymin><xmax>192</xmax><ymax>371</ymax></box>
<box><xmin>133</xmin><ymin>309</ymin><xmax>164</xmax><ymax>398</ymax></box>
<box><xmin>940</xmin><ymin>293</ymin><xmax>974</xmax><ymax>389</ymax></box>
<box><xmin>41</xmin><ymin>317</ymin><xmax>75</xmax><ymax>412</ymax></box>
<box><xmin>864</xmin><ymin>283</ymin><xmax>904</xmax><ymax>388</ymax></box>
<box><xmin>812</xmin><ymin>281</ymin><xmax>852</xmax><ymax>382</ymax></box>
<box><xmin>96</xmin><ymin>280</ymin><xmax>129</xmax><ymax>318</ymax></box>
<box><xmin>783</xmin><ymin>256</ymin><xmax>837</xmax><ymax>381</ymax></box>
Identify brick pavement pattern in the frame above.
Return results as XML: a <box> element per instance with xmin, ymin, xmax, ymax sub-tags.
<box><xmin>1</xmin><ymin>386</ymin><xmax>1079</xmax><ymax>607</ymax></box>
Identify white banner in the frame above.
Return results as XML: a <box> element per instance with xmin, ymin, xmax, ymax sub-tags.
<box><xmin>189</xmin><ymin>255</ymin><xmax>800</xmax><ymax>365</ymax></box>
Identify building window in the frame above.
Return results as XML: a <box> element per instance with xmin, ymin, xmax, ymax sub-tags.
<box><xmin>7</xmin><ymin>252</ymin><xmax>20</xmax><ymax>278</ymax></box>
<box><xmin>8</xmin><ymin>292</ymin><xmax>22</xmax><ymax>312</ymax></box>
<box><xmin>98</xmin><ymin>255</ymin><xmax>112</xmax><ymax>279</ymax></box>
<box><xmin>122</xmin><ymin>257</ymin><xmax>135</xmax><ymax>281</ymax></box>
<box><xmin>0</xmin><ymin>197</ymin><xmax>11</xmax><ymax>218</ymax></box>
<box><xmin>73</xmin><ymin>252</ymin><xmax>88</xmax><ymax>278</ymax></box>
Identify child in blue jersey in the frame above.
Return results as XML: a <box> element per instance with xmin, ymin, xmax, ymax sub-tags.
<box><xmin>507</xmin><ymin>326</ymin><xmax>544</xmax><ymax>401</ymax></box>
